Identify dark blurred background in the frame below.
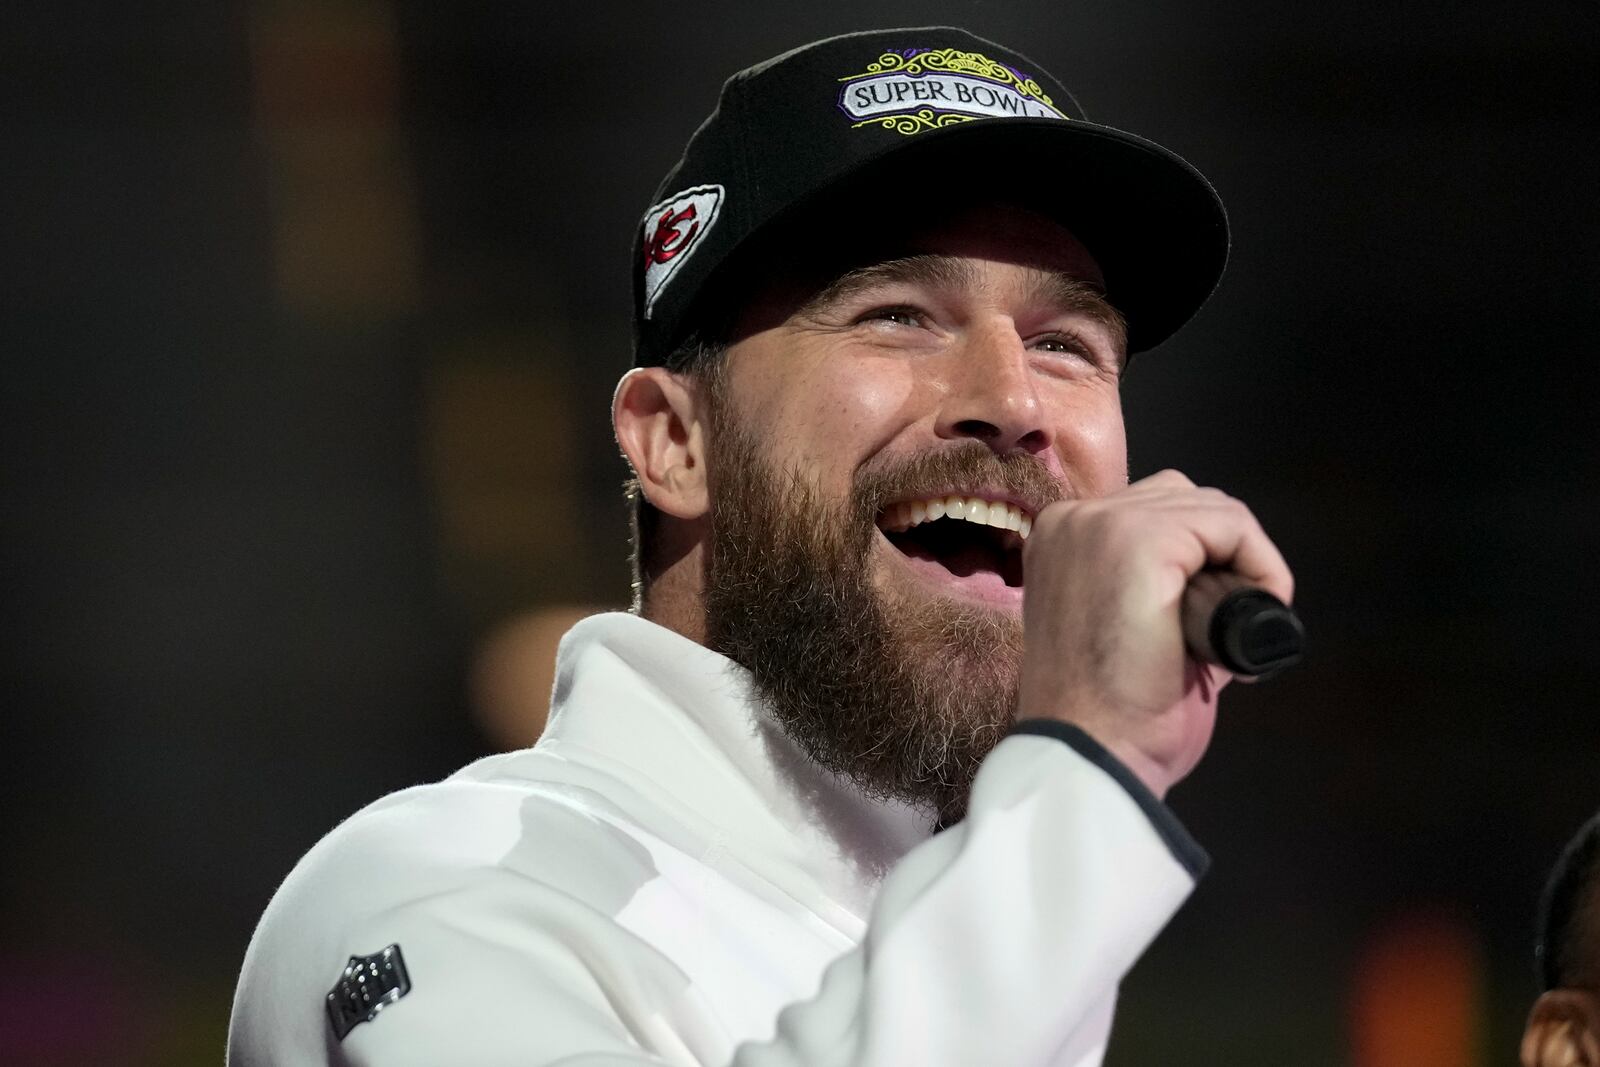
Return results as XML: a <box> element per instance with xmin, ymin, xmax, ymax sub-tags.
<box><xmin>1</xmin><ymin>1</ymin><xmax>1595</xmax><ymax>1063</ymax></box>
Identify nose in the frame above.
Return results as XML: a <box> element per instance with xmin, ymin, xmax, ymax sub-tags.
<box><xmin>933</xmin><ymin>320</ymin><xmax>1050</xmax><ymax>455</ymax></box>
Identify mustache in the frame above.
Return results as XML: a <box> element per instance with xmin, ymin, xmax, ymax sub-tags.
<box><xmin>852</xmin><ymin>442</ymin><xmax>1065</xmax><ymax>520</ymax></box>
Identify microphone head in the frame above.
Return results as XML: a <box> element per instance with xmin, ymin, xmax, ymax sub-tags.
<box><xmin>1208</xmin><ymin>589</ymin><xmax>1305</xmax><ymax>678</ymax></box>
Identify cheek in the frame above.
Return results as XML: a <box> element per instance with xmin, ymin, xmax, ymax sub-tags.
<box><xmin>751</xmin><ymin>358</ymin><xmax>922</xmax><ymax>482</ymax></box>
<box><xmin>1054</xmin><ymin>392</ymin><xmax>1129</xmax><ymax>489</ymax></box>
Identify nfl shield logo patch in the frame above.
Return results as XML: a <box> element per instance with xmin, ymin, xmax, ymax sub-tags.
<box><xmin>326</xmin><ymin>943</ymin><xmax>412</xmax><ymax>1041</ymax></box>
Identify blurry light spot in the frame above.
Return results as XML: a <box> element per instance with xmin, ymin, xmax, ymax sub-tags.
<box><xmin>470</xmin><ymin>605</ymin><xmax>608</xmax><ymax>750</ymax></box>
<box><xmin>251</xmin><ymin>0</ymin><xmax>419</xmax><ymax>316</ymax></box>
<box><xmin>1350</xmin><ymin>907</ymin><xmax>1483</xmax><ymax>1067</ymax></box>
<box><xmin>424</xmin><ymin>353</ymin><xmax>587</xmax><ymax>619</ymax></box>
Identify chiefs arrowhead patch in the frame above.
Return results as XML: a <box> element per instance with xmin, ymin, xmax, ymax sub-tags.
<box><xmin>640</xmin><ymin>184</ymin><xmax>724</xmax><ymax>318</ymax></box>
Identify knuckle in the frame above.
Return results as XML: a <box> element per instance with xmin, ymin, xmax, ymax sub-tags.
<box><xmin>1025</xmin><ymin>503</ymin><xmax>1070</xmax><ymax>546</ymax></box>
<box><xmin>1199</xmin><ymin>487</ymin><xmax>1254</xmax><ymax>524</ymax></box>
<box><xmin>1050</xmin><ymin>497</ymin><xmax>1092</xmax><ymax>522</ymax></box>
<box><xmin>1032</xmin><ymin>500</ymin><xmax>1072</xmax><ymax>531</ymax></box>
<box><xmin>1154</xmin><ymin>468</ymin><xmax>1194</xmax><ymax>487</ymax></box>
<box><xmin>1044</xmin><ymin>498</ymin><xmax>1124</xmax><ymax>544</ymax></box>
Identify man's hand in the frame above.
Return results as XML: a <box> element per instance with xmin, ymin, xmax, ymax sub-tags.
<box><xmin>1017</xmin><ymin>469</ymin><xmax>1294</xmax><ymax>799</ymax></box>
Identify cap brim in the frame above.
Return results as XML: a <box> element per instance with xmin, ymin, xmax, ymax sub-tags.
<box><xmin>753</xmin><ymin>116</ymin><xmax>1229</xmax><ymax>354</ymax></box>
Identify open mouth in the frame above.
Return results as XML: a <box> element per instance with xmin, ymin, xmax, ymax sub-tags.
<box><xmin>876</xmin><ymin>494</ymin><xmax>1031</xmax><ymax>595</ymax></box>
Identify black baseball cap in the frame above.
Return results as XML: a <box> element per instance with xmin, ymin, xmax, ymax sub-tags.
<box><xmin>632</xmin><ymin>26</ymin><xmax>1228</xmax><ymax>365</ymax></box>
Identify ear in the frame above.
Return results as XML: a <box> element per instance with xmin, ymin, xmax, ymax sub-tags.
<box><xmin>612</xmin><ymin>367</ymin><xmax>711</xmax><ymax>521</ymax></box>
<box><xmin>1522</xmin><ymin>990</ymin><xmax>1600</xmax><ymax>1067</ymax></box>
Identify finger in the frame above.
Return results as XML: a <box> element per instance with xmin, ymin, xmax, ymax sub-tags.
<box><xmin>1161</xmin><ymin>499</ymin><xmax>1295</xmax><ymax>605</ymax></box>
<box><xmin>1124</xmin><ymin>468</ymin><xmax>1195</xmax><ymax>494</ymax></box>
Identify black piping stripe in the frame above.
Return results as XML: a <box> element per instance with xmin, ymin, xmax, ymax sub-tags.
<box><xmin>1008</xmin><ymin>719</ymin><xmax>1210</xmax><ymax>880</ymax></box>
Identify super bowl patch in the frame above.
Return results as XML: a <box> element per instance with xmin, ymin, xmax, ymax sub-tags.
<box><xmin>640</xmin><ymin>184</ymin><xmax>725</xmax><ymax>317</ymax></box>
<box><xmin>838</xmin><ymin>47</ymin><xmax>1067</xmax><ymax>135</ymax></box>
<box><xmin>326</xmin><ymin>943</ymin><xmax>412</xmax><ymax>1041</ymax></box>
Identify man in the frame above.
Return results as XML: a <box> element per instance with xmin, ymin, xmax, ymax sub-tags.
<box><xmin>229</xmin><ymin>27</ymin><xmax>1294</xmax><ymax>1065</ymax></box>
<box><xmin>1523</xmin><ymin>813</ymin><xmax>1600</xmax><ymax>1066</ymax></box>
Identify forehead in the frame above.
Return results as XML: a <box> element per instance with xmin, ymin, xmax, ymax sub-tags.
<box><xmin>721</xmin><ymin>199</ymin><xmax>1108</xmax><ymax>341</ymax></box>
<box><xmin>857</xmin><ymin>201</ymin><xmax>1105</xmax><ymax>290</ymax></box>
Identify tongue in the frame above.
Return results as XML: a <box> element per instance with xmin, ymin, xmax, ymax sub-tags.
<box><xmin>900</xmin><ymin>538</ymin><xmax>1003</xmax><ymax>578</ymax></box>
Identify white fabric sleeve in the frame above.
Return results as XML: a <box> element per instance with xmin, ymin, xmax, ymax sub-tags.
<box><xmin>733</xmin><ymin>724</ymin><xmax>1206</xmax><ymax>1067</ymax></box>
<box><xmin>231</xmin><ymin>869</ymin><xmax>699</xmax><ymax>1067</ymax></box>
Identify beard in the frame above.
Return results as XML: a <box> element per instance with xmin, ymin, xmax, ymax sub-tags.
<box><xmin>702</xmin><ymin>402</ymin><xmax>1063</xmax><ymax>825</ymax></box>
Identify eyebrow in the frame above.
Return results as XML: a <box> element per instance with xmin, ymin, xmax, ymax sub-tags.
<box><xmin>798</xmin><ymin>253</ymin><xmax>1129</xmax><ymax>355</ymax></box>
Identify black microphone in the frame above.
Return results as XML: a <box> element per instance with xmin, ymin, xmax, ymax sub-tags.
<box><xmin>1181</xmin><ymin>571</ymin><xmax>1304</xmax><ymax>679</ymax></box>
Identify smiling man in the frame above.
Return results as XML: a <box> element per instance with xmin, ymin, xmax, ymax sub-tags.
<box><xmin>641</xmin><ymin>199</ymin><xmax>1134</xmax><ymax>829</ymax></box>
<box><xmin>229</xmin><ymin>27</ymin><xmax>1294</xmax><ymax>1067</ymax></box>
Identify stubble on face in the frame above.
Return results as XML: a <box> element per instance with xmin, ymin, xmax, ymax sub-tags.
<box><xmin>702</xmin><ymin>384</ymin><xmax>1063</xmax><ymax>825</ymax></box>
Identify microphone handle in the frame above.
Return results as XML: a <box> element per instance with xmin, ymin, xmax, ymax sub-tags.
<box><xmin>1181</xmin><ymin>571</ymin><xmax>1305</xmax><ymax>679</ymax></box>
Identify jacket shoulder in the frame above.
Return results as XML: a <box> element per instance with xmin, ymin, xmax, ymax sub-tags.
<box><xmin>228</xmin><ymin>762</ymin><xmax>666</xmax><ymax>1064</ymax></box>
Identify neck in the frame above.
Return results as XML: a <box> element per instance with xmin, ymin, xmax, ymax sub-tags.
<box><xmin>639</xmin><ymin>540</ymin><xmax>709</xmax><ymax>646</ymax></box>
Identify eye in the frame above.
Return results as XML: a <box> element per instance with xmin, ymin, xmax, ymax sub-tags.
<box><xmin>857</xmin><ymin>305</ymin><xmax>925</xmax><ymax>329</ymax></box>
<box><xmin>1030</xmin><ymin>330</ymin><xmax>1106</xmax><ymax>367</ymax></box>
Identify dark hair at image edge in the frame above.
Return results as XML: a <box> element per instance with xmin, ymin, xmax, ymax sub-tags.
<box><xmin>1537</xmin><ymin>811</ymin><xmax>1600</xmax><ymax>991</ymax></box>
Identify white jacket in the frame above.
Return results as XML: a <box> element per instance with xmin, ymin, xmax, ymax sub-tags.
<box><xmin>228</xmin><ymin>612</ymin><xmax>1206</xmax><ymax>1066</ymax></box>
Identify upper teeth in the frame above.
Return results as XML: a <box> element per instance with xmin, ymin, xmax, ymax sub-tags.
<box><xmin>881</xmin><ymin>495</ymin><xmax>1033</xmax><ymax>539</ymax></box>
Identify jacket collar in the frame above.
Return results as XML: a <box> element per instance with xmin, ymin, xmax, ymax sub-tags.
<box><xmin>535</xmin><ymin>611</ymin><xmax>933</xmax><ymax>927</ymax></box>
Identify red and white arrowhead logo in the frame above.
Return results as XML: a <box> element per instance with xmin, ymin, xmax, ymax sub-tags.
<box><xmin>640</xmin><ymin>184</ymin><xmax>724</xmax><ymax>318</ymax></box>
